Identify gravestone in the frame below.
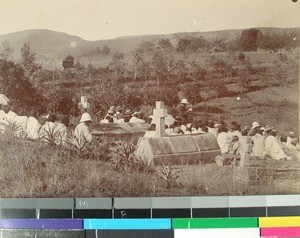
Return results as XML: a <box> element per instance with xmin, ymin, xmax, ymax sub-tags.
<box><xmin>152</xmin><ymin>101</ymin><xmax>167</xmax><ymax>137</ymax></box>
<box><xmin>135</xmin><ymin>101</ymin><xmax>221</xmax><ymax>165</ymax></box>
<box><xmin>233</xmin><ymin>136</ymin><xmax>272</xmax><ymax>188</ymax></box>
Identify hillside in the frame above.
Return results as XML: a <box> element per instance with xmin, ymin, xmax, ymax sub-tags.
<box><xmin>1</xmin><ymin>27</ymin><xmax>299</xmax><ymax>61</ymax></box>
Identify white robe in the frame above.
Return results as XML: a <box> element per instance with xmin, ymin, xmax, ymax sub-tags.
<box><xmin>251</xmin><ymin>133</ymin><xmax>265</xmax><ymax>156</ymax></box>
<box><xmin>262</xmin><ymin>135</ymin><xmax>288</xmax><ymax>160</ymax></box>
<box><xmin>14</xmin><ymin>115</ymin><xmax>28</xmax><ymax>137</ymax></box>
<box><xmin>217</xmin><ymin>132</ymin><xmax>232</xmax><ymax>154</ymax></box>
<box><xmin>0</xmin><ymin>110</ymin><xmax>6</xmax><ymax>134</ymax></box>
<box><xmin>74</xmin><ymin>122</ymin><xmax>92</xmax><ymax>146</ymax></box>
<box><xmin>26</xmin><ymin>116</ymin><xmax>41</xmax><ymax>140</ymax></box>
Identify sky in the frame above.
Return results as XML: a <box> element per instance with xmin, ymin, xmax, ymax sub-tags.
<box><xmin>0</xmin><ymin>0</ymin><xmax>299</xmax><ymax>41</ymax></box>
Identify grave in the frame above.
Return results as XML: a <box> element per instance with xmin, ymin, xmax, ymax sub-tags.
<box><xmin>135</xmin><ymin>101</ymin><xmax>221</xmax><ymax>165</ymax></box>
<box><xmin>77</xmin><ymin>96</ymin><xmax>149</xmax><ymax>143</ymax></box>
<box><xmin>233</xmin><ymin>137</ymin><xmax>300</xmax><ymax>190</ymax></box>
<box><xmin>91</xmin><ymin>122</ymin><xmax>149</xmax><ymax>143</ymax></box>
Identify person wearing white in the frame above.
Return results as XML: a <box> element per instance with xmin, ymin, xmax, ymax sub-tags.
<box><xmin>14</xmin><ymin>115</ymin><xmax>28</xmax><ymax>138</ymax></box>
<box><xmin>261</xmin><ymin>127</ymin><xmax>289</xmax><ymax>160</ymax></box>
<box><xmin>217</xmin><ymin>127</ymin><xmax>233</xmax><ymax>154</ymax></box>
<box><xmin>26</xmin><ymin>110</ymin><xmax>41</xmax><ymax>140</ymax></box>
<box><xmin>129</xmin><ymin>112</ymin><xmax>145</xmax><ymax>123</ymax></box>
<box><xmin>74</xmin><ymin>113</ymin><xmax>93</xmax><ymax>146</ymax></box>
<box><xmin>0</xmin><ymin>109</ymin><xmax>6</xmax><ymax>134</ymax></box>
<box><xmin>55</xmin><ymin>116</ymin><xmax>69</xmax><ymax>145</ymax></box>
<box><xmin>251</xmin><ymin>131</ymin><xmax>265</xmax><ymax>156</ymax></box>
<box><xmin>39</xmin><ymin>114</ymin><xmax>59</xmax><ymax>144</ymax></box>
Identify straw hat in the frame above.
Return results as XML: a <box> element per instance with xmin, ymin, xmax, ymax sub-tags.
<box><xmin>80</xmin><ymin>113</ymin><xmax>93</xmax><ymax>123</ymax></box>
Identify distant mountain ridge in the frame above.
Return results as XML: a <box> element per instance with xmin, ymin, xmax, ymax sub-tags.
<box><xmin>0</xmin><ymin>27</ymin><xmax>299</xmax><ymax>61</ymax></box>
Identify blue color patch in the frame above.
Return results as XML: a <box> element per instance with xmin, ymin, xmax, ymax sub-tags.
<box><xmin>84</xmin><ymin>219</ymin><xmax>171</xmax><ymax>230</ymax></box>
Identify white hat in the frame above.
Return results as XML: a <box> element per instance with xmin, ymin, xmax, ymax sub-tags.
<box><xmin>264</xmin><ymin>125</ymin><xmax>274</xmax><ymax>132</ymax></box>
<box><xmin>80</xmin><ymin>113</ymin><xmax>93</xmax><ymax>123</ymax></box>
<box><xmin>180</xmin><ymin>98</ymin><xmax>188</xmax><ymax>104</ymax></box>
<box><xmin>251</xmin><ymin>121</ymin><xmax>260</xmax><ymax>129</ymax></box>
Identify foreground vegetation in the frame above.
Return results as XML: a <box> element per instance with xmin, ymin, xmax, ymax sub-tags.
<box><xmin>1</xmin><ymin>131</ymin><xmax>299</xmax><ymax>198</ymax></box>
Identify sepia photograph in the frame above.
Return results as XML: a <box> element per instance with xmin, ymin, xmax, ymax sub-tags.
<box><xmin>0</xmin><ymin>0</ymin><xmax>299</xmax><ymax>198</ymax></box>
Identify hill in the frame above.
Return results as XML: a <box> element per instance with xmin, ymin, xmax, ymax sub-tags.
<box><xmin>1</xmin><ymin>27</ymin><xmax>299</xmax><ymax>61</ymax></box>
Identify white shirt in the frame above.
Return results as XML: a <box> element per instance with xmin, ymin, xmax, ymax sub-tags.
<box><xmin>74</xmin><ymin>122</ymin><xmax>92</xmax><ymax>145</ymax></box>
<box><xmin>0</xmin><ymin>110</ymin><xmax>6</xmax><ymax>134</ymax></box>
<box><xmin>217</xmin><ymin>132</ymin><xmax>232</xmax><ymax>153</ymax></box>
<box><xmin>129</xmin><ymin>116</ymin><xmax>145</xmax><ymax>123</ymax></box>
<box><xmin>56</xmin><ymin>122</ymin><xmax>68</xmax><ymax>145</ymax></box>
<box><xmin>5</xmin><ymin>111</ymin><xmax>17</xmax><ymax>123</ymax></box>
<box><xmin>251</xmin><ymin>133</ymin><xmax>265</xmax><ymax>156</ymax></box>
<box><xmin>26</xmin><ymin>116</ymin><xmax>41</xmax><ymax>140</ymax></box>
<box><xmin>208</xmin><ymin>127</ymin><xmax>218</xmax><ymax>138</ymax></box>
<box><xmin>14</xmin><ymin>115</ymin><xmax>28</xmax><ymax>137</ymax></box>
<box><xmin>144</xmin><ymin>131</ymin><xmax>156</xmax><ymax>137</ymax></box>
<box><xmin>39</xmin><ymin>121</ymin><xmax>60</xmax><ymax>144</ymax></box>
<box><xmin>262</xmin><ymin>135</ymin><xmax>288</xmax><ymax>160</ymax></box>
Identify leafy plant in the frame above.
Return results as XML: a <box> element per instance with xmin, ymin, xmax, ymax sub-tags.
<box><xmin>156</xmin><ymin>164</ymin><xmax>181</xmax><ymax>188</ymax></box>
<box><xmin>110</xmin><ymin>140</ymin><xmax>148</xmax><ymax>173</ymax></box>
<box><xmin>65</xmin><ymin>131</ymin><xmax>94</xmax><ymax>159</ymax></box>
<box><xmin>1</xmin><ymin>119</ymin><xmax>23</xmax><ymax>137</ymax></box>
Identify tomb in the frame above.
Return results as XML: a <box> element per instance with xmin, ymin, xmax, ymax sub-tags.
<box><xmin>233</xmin><ymin>137</ymin><xmax>300</xmax><ymax>192</ymax></box>
<box><xmin>91</xmin><ymin>122</ymin><xmax>149</xmax><ymax>143</ymax></box>
<box><xmin>135</xmin><ymin>101</ymin><xmax>221</xmax><ymax>165</ymax></box>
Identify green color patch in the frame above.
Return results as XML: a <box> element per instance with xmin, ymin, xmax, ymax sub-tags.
<box><xmin>172</xmin><ymin>218</ymin><xmax>258</xmax><ymax>229</ymax></box>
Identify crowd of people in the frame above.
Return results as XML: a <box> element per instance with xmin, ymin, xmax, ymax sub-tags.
<box><xmin>1</xmin><ymin>98</ymin><xmax>299</xmax><ymax>162</ymax></box>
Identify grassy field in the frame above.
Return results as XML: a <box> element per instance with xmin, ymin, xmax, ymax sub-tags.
<box><xmin>1</xmin><ymin>130</ymin><xmax>299</xmax><ymax>198</ymax></box>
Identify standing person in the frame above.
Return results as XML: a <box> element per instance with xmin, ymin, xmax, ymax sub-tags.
<box><xmin>251</xmin><ymin>127</ymin><xmax>265</xmax><ymax>157</ymax></box>
<box><xmin>262</xmin><ymin>126</ymin><xmax>290</xmax><ymax>160</ymax></box>
<box><xmin>176</xmin><ymin>99</ymin><xmax>192</xmax><ymax>125</ymax></box>
<box><xmin>217</xmin><ymin>126</ymin><xmax>233</xmax><ymax>154</ymax></box>
<box><xmin>74</xmin><ymin>112</ymin><xmax>93</xmax><ymax>146</ymax></box>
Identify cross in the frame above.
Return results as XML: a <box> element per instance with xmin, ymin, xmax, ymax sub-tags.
<box><xmin>78</xmin><ymin>95</ymin><xmax>90</xmax><ymax>110</ymax></box>
<box><xmin>152</xmin><ymin>101</ymin><xmax>167</xmax><ymax>137</ymax></box>
<box><xmin>239</xmin><ymin>136</ymin><xmax>252</xmax><ymax>167</ymax></box>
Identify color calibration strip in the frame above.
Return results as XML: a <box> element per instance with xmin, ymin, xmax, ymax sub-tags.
<box><xmin>0</xmin><ymin>217</ymin><xmax>299</xmax><ymax>237</ymax></box>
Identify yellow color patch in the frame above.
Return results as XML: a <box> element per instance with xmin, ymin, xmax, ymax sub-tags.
<box><xmin>259</xmin><ymin>217</ymin><xmax>300</xmax><ymax>227</ymax></box>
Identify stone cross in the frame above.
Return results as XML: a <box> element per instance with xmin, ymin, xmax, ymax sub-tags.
<box><xmin>152</xmin><ymin>101</ymin><xmax>167</xmax><ymax>137</ymax></box>
<box><xmin>79</xmin><ymin>95</ymin><xmax>90</xmax><ymax>110</ymax></box>
<box><xmin>239</xmin><ymin>136</ymin><xmax>252</xmax><ymax>167</ymax></box>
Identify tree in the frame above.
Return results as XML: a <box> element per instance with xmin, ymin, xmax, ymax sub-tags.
<box><xmin>151</xmin><ymin>51</ymin><xmax>168</xmax><ymax>85</ymax></box>
<box><xmin>177</xmin><ymin>35</ymin><xmax>208</xmax><ymax>52</ymax></box>
<box><xmin>239</xmin><ymin>28</ymin><xmax>261</xmax><ymax>51</ymax></box>
<box><xmin>109</xmin><ymin>52</ymin><xmax>127</xmax><ymax>80</ymax></box>
<box><xmin>62</xmin><ymin>54</ymin><xmax>74</xmax><ymax>69</ymax></box>
<box><xmin>131</xmin><ymin>52</ymin><xmax>143</xmax><ymax>80</ymax></box>
<box><xmin>102</xmin><ymin>45</ymin><xmax>111</xmax><ymax>55</ymax></box>
<box><xmin>180</xmin><ymin>83</ymin><xmax>202</xmax><ymax>105</ymax></box>
<box><xmin>136</xmin><ymin>41</ymin><xmax>155</xmax><ymax>54</ymax></box>
<box><xmin>158</xmin><ymin>38</ymin><xmax>173</xmax><ymax>50</ymax></box>
<box><xmin>0</xmin><ymin>39</ymin><xmax>14</xmax><ymax>60</ymax></box>
<box><xmin>0</xmin><ymin>59</ymin><xmax>45</xmax><ymax>111</ymax></box>
<box><xmin>20</xmin><ymin>42</ymin><xmax>41</xmax><ymax>78</ymax></box>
